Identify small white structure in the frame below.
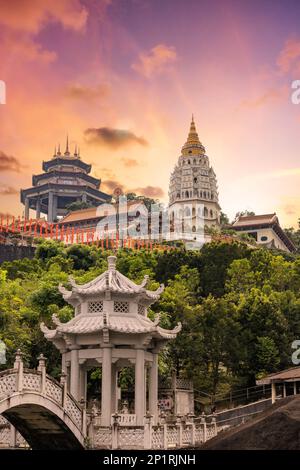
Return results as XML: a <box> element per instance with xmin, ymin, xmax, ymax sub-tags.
<box><xmin>41</xmin><ymin>256</ymin><xmax>181</xmax><ymax>427</ymax></box>
<box><xmin>232</xmin><ymin>213</ymin><xmax>295</xmax><ymax>253</ymax></box>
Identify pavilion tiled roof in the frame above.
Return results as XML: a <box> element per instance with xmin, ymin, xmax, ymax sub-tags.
<box><xmin>41</xmin><ymin>312</ymin><xmax>181</xmax><ymax>339</ymax></box>
<box><xmin>40</xmin><ymin>255</ymin><xmax>181</xmax><ymax>341</ymax></box>
<box><xmin>59</xmin><ymin>256</ymin><xmax>164</xmax><ymax>302</ymax></box>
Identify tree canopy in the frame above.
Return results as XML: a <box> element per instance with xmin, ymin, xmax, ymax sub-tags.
<box><xmin>0</xmin><ymin>240</ymin><xmax>299</xmax><ymax>402</ymax></box>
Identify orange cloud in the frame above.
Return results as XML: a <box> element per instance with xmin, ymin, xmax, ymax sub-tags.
<box><xmin>239</xmin><ymin>87</ymin><xmax>288</xmax><ymax>109</ymax></box>
<box><xmin>0</xmin><ymin>186</ymin><xmax>18</xmax><ymax>195</ymax></box>
<box><xmin>131</xmin><ymin>186</ymin><xmax>164</xmax><ymax>198</ymax></box>
<box><xmin>0</xmin><ymin>0</ymin><xmax>88</xmax><ymax>33</ymax></box>
<box><xmin>2</xmin><ymin>32</ymin><xmax>57</xmax><ymax>64</ymax></box>
<box><xmin>64</xmin><ymin>83</ymin><xmax>110</xmax><ymax>101</ymax></box>
<box><xmin>132</xmin><ymin>44</ymin><xmax>177</xmax><ymax>78</ymax></box>
<box><xmin>121</xmin><ymin>158</ymin><xmax>139</xmax><ymax>168</ymax></box>
<box><xmin>0</xmin><ymin>151</ymin><xmax>24</xmax><ymax>172</ymax></box>
<box><xmin>277</xmin><ymin>38</ymin><xmax>300</xmax><ymax>74</ymax></box>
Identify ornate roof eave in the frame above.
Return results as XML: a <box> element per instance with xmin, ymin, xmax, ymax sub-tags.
<box><xmin>155</xmin><ymin>322</ymin><xmax>182</xmax><ymax>339</ymax></box>
<box><xmin>62</xmin><ymin>263</ymin><xmax>165</xmax><ymax>301</ymax></box>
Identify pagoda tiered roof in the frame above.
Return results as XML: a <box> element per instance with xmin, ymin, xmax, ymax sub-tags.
<box><xmin>40</xmin><ymin>256</ymin><xmax>181</xmax><ymax>341</ymax></box>
<box><xmin>41</xmin><ymin>312</ymin><xmax>181</xmax><ymax>340</ymax></box>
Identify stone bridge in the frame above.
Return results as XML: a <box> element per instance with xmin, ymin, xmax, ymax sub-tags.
<box><xmin>0</xmin><ymin>351</ymin><xmax>218</xmax><ymax>450</ymax></box>
<box><xmin>0</xmin><ymin>352</ymin><xmax>86</xmax><ymax>449</ymax></box>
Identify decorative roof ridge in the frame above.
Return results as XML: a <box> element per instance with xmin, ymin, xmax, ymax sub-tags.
<box><xmin>157</xmin><ymin>322</ymin><xmax>182</xmax><ymax>335</ymax></box>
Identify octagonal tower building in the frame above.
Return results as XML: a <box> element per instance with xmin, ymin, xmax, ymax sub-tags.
<box><xmin>169</xmin><ymin>117</ymin><xmax>221</xmax><ymax>231</ymax></box>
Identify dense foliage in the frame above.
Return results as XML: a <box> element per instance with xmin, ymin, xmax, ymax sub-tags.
<box><xmin>0</xmin><ymin>240</ymin><xmax>299</xmax><ymax>401</ymax></box>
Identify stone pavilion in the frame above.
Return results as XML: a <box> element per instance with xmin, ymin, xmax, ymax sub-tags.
<box><xmin>41</xmin><ymin>256</ymin><xmax>181</xmax><ymax>426</ymax></box>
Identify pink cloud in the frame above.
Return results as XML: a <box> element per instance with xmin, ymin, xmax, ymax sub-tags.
<box><xmin>0</xmin><ymin>0</ymin><xmax>88</xmax><ymax>33</ymax></box>
<box><xmin>132</xmin><ymin>44</ymin><xmax>177</xmax><ymax>78</ymax></box>
<box><xmin>276</xmin><ymin>38</ymin><xmax>300</xmax><ymax>74</ymax></box>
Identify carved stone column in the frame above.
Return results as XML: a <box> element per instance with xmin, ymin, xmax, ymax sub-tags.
<box><xmin>135</xmin><ymin>348</ymin><xmax>145</xmax><ymax>425</ymax></box>
<box><xmin>149</xmin><ymin>352</ymin><xmax>159</xmax><ymax>425</ymax></box>
<box><xmin>101</xmin><ymin>346</ymin><xmax>112</xmax><ymax>426</ymax></box>
<box><xmin>70</xmin><ymin>348</ymin><xmax>80</xmax><ymax>400</ymax></box>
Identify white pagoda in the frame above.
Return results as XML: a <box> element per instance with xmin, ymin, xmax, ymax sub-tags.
<box><xmin>169</xmin><ymin>116</ymin><xmax>221</xmax><ymax>230</ymax></box>
<box><xmin>41</xmin><ymin>256</ymin><xmax>181</xmax><ymax>426</ymax></box>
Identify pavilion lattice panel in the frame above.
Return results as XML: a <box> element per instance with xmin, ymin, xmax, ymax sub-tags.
<box><xmin>114</xmin><ymin>301</ymin><xmax>129</xmax><ymax>313</ymax></box>
<box><xmin>138</xmin><ymin>304</ymin><xmax>145</xmax><ymax>315</ymax></box>
<box><xmin>88</xmin><ymin>301</ymin><xmax>103</xmax><ymax>313</ymax></box>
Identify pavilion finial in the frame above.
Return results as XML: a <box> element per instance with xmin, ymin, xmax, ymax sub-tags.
<box><xmin>57</xmin><ymin>143</ymin><xmax>61</xmax><ymax>156</ymax></box>
<box><xmin>74</xmin><ymin>144</ymin><xmax>78</xmax><ymax>157</ymax></box>
<box><xmin>107</xmin><ymin>255</ymin><xmax>117</xmax><ymax>271</ymax></box>
<box><xmin>53</xmin><ymin>145</ymin><xmax>56</xmax><ymax>158</ymax></box>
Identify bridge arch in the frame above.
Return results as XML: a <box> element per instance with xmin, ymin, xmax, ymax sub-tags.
<box><xmin>0</xmin><ymin>359</ymin><xmax>85</xmax><ymax>449</ymax></box>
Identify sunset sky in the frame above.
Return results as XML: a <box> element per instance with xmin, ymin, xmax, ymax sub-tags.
<box><xmin>1</xmin><ymin>0</ymin><xmax>300</xmax><ymax>227</ymax></box>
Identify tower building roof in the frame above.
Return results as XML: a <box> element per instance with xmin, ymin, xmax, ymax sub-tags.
<box><xmin>182</xmin><ymin>115</ymin><xmax>205</xmax><ymax>155</ymax></box>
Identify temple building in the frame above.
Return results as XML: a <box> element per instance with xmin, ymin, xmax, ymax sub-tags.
<box><xmin>232</xmin><ymin>213</ymin><xmax>296</xmax><ymax>253</ymax></box>
<box><xmin>40</xmin><ymin>255</ymin><xmax>181</xmax><ymax>426</ymax></box>
<box><xmin>20</xmin><ymin>139</ymin><xmax>111</xmax><ymax>223</ymax></box>
<box><xmin>168</xmin><ymin>116</ymin><xmax>221</xmax><ymax>232</ymax></box>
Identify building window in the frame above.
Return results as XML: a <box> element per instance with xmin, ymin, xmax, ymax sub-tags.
<box><xmin>210</xmin><ymin>209</ymin><xmax>213</xmax><ymax>218</ymax></box>
<box><xmin>114</xmin><ymin>301</ymin><xmax>129</xmax><ymax>313</ymax></box>
<box><xmin>188</xmin><ymin>159</ymin><xmax>191</xmax><ymax>164</ymax></box>
<box><xmin>261</xmin><ymin>236</ymin><xmax>268</xmax><ymax>241</ymax></box>
<box><xmin>194</xmin><ymin>177</ymin><xmax>197</xmax><ymax>183</ymax></box>
<box><xmin>204</xmin><ymin>207</ymin><xmax>208</xmax><ymax>217</ymax></box>
<box><xmin>138</xmin><ymin>304</ymin><xmax>145</xmax><ymax>315</ymax></box>
<box><xmin>88</xmin><ymin>301</ymin><xmax>103</xmax><ymax>313</ymax></box>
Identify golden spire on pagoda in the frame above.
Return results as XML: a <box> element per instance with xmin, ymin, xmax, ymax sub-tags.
<box><xmin>182</xmin><ymin>115</ymin><xmax>205</xmax><ymax>155</ymax></box>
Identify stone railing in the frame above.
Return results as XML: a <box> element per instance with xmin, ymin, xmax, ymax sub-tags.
<box><xmin>90</xmin><ymin>415</ymin><xmax>217</xmax><ymax>449</ymax></box>
<box><xmin>0</xmin><ymin>350</ymin><xmax>86</xmax><ymax>447</ymax></box>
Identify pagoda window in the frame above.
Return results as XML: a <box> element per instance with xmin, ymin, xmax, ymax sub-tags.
<box><xmin>114</xmin><ymin>301</ymin><xmax>129</xmax><ymax>313</ymax></box>
<box><xmin>194</xmin><ymin>177</ymin><xmax>197</xmax><ymax>183</ymax></box>
<box><xmin>176</xmin><ymin>192</ymin><xmax>180</xmax><ymax>199</ymax></box>
<box><xmin>204</xmin><ymin>207</ymin><xmax>208</xmax><ymax>217</ymax></box>
<box><xmin>138</xmin><ymin>304</ymin><xmax>145</xmax><ymax>315</ymax></box>
<box><xmin>185</xmin><ymin>191</ymin><xmax>189</xmax><ymax>198</ymax></box>
<box><xmin>192</xmin><ymin>207</ymin><xmax>196</xmax><ymax>216</ymax></box>
<box><xmin>88</xmin><ymin>301</ymin><xmax>103</xmax><ymax>313</ymax></box>
<box><xmin>204</xmin><ymin>191</ymin><xmax>206</xmax><ymax>198</ymax></box>
<box><xmin>188</xmin><ymin>160</ymin><xmax>191</xmax><ymax>164</ymax></box>
<box><xmin>210</xmin><ymin>209</ymin><xmax>213</xmax><ymax>218</ymax></box>
<box><xmin>184</xmin><ymin>207</ymin><xmax>191</xmax><ymax>217</ymax></box>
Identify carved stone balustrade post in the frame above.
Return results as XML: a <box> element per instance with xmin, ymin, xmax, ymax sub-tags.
<box><xmin>60</xmin><ymin>370</ymin><xmax>68</xmax><ymax>408</ymax></box>
<box><xmin>14</xmin><ymin>349</ymin><xmax>23</xmax><ymax>392</ymax></box>
<box><xmin>212</xmin><ymin>416</ymin><xmax>217</xmax><ymax>437</ymax></box>
<box><xmin>201</xmin><ymin>415</ymin><xmax>207</xmax><ymax>443</ymax></box>
<box><xmin>37</xmin><ymin>353</ymin><xmax>47</xmax><ymax>394</ymax></box>
<box><xmin>144</xmin><ymin>412</ymin><xmax>152</xmax><ymax>449</ymax></box>
<box><xmin>111</xmin><ymin>413</ymin><xmax>119</xmax><ymax>449</ymax></box>
<box><xmin>79</xmin><ymin>398</ymin><xmax>87</xmax><ymax>437</ymax></box>
<box><xmin>176</xmin><ymin>416</ymin><xmax>183</xmax><ymax>448</ymax></box>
